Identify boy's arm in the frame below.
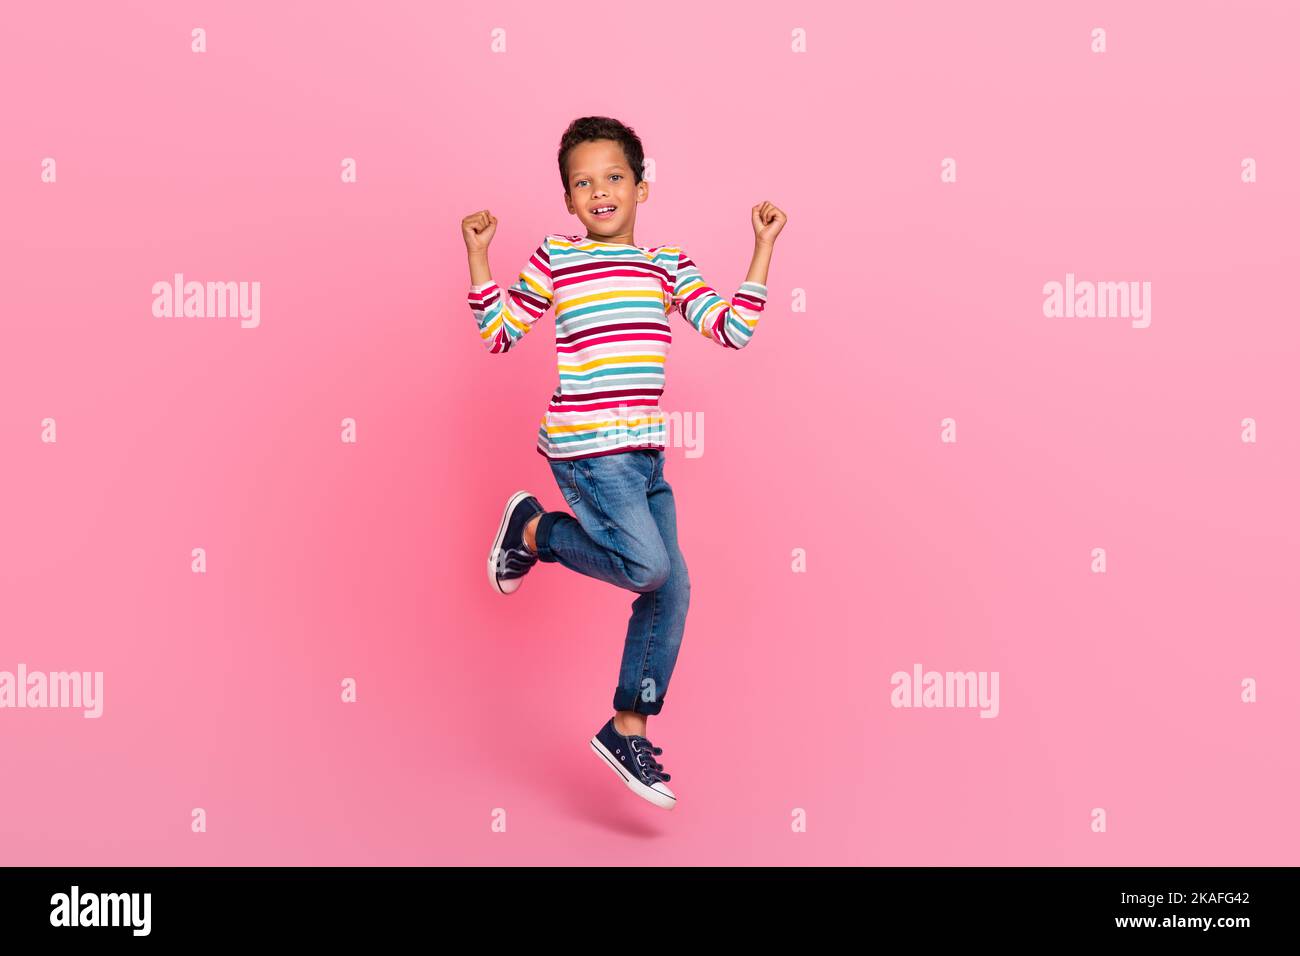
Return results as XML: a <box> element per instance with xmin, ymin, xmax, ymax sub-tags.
<box><xmin>671</xmin><ymin>241</ymin><xmax>771</xmax><ymax>350</ymax></box>
<box><xmin>466</xmin><ymin>235</ymin><xmax>555</xmax><ymax>354</ymax></box>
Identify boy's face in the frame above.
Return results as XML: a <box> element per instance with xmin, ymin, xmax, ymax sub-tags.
<box><xmin>563</xmin><ymin>138</ymin><xmax>648</xmax><ymax>241</ymax></box>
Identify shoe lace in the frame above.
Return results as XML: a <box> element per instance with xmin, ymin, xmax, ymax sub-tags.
<box><xmin>630</xmin><ymin>736</ymin><xmax>670</xmax><ymax>784</ymax></box>
<box><xmin>501</xmin><ymin>546</ymin><xmax>537</xmax><ymax>574</ymax></box>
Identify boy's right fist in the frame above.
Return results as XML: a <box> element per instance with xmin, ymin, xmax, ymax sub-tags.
<box><xmin>462</xmin><ymin>210</ymin><xmax>498</xmax><ymax>253</ymax></box>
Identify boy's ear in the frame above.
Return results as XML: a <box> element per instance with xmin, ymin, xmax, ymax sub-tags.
<box><xmin>563</xmin><ymin>192</ymin><xmax>575</xmax><ymax>214</ymax></box>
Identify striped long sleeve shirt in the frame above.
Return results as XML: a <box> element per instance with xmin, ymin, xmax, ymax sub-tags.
<box><xmin>466</xmin><ymin>233</ymin><xmax>768</xmax><ymax>460</ymax></box>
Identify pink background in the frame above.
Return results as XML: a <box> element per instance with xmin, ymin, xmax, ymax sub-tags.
<box><xmin>2</xmin><ymin>1</ymin><xmax>1297</xmax><ymax>866</ymax></box>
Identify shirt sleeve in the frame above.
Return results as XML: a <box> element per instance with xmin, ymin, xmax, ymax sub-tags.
<box><xmin>671</xmin><ymin>247</ymin><xmax>767</xmax><ymax>350</ymax></box>
<box><xmin>467</xmin><ymin>235</ymin><xmax>555</xmax><ymax>354</ymax></box>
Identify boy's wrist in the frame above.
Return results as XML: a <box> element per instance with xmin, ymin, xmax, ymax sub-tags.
<box><xmin>467</xmin><ymin>247</ymin><xmax>492</xmax><ymax>288</ymax></box>
<box><xmin>467</xmin><ymin>249</ymin><xmax>491</xmax><ymax>287</ymax></box>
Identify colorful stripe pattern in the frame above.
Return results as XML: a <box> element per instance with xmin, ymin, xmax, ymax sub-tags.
<box><xmin>467</xmin><ymin>233</ymin><xmax>768</xmax><ymax>460</ymax></box>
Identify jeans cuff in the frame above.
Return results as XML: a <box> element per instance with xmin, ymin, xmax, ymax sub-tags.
<box><xmin>534</xmin><ymin>510</ymin><xmax>565</xmax><ymax>563</ymax></box>
<box><xmin>613</xmin><ymin>687</ymin><xmax>665</xmax><ymax>716</ymax></box>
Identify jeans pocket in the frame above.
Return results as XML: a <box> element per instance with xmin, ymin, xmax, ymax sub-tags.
<box><xmin>562</xmin><ymin>460</ymin><xmax>582</xmax><ymax>505</ymax></box>
<box><xmin>648</xmin><ymin>450</ymin><xmax>664</xmax><ymax>489</ymax></box>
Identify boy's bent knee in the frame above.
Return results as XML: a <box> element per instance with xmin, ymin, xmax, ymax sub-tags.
<box><xmin>623</xmin><ymin>551</ymin><xmax>671</xmax><ymax>593</ymax></box>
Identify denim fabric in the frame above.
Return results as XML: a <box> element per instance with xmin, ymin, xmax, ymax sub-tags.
<box><xmin>533</xmin><ymin>449</ymin><xmax>690</xmax><ymax>716</ymax></box>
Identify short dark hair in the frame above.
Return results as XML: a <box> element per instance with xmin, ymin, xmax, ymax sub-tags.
<box><xmin>558</xmin><ymin>116</ymin><xmax>645</xmax><ymax>196</ymax></box>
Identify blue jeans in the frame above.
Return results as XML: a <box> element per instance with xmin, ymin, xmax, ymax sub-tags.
<box><xmin>533</xmin><ymin>449</ymin><xmax>690</xmax><ymax>717</ymax></box>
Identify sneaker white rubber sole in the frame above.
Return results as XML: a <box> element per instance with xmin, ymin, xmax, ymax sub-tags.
<box><xmin>488</xmin><ymin>490</ymin><xmax>535</xmax><ymax>595</ymax></box>
<box><xmin>589</xmin><ymin>736</ymin><xmax>677</xmax><ymax>810</ymax></box>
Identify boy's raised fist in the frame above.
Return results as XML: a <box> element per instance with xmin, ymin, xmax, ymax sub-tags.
<box><xmin>462</xmin><ymin>210</ymin><xmax>498</xmax><ymax>253</ymax></box>
<box><xmin>752</xmin><ymin>201</ymin><xmax>787</xmax><ymax>246</ymax></box>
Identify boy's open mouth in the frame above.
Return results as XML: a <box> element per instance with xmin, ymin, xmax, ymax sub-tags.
<box><xmin>590</xmin><ymin>205</ymin><xmax>617</xmax><ymax>220</ymax></box>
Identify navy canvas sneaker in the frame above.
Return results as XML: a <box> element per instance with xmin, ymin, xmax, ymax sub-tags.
<box><xmin>488</xmin><ymin>491</ymin><xmax>544</xmax><ymax>595</ymax></box>
<box><xmin>589</xmin><ymin>717</ymin><xmax>677</xmax><ymax>810</ymax></box>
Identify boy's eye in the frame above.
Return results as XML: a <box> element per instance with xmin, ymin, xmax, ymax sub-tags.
<box><xmin>610</xmin><ymin>174</ymin><xmax>622</xmax><ymax>181</ymax></box>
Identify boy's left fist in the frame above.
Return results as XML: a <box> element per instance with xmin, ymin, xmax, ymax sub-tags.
<box><xmin>752</xmin><ymin>201</ymin><xmax>787</xmax><ymax>246</ymax></box>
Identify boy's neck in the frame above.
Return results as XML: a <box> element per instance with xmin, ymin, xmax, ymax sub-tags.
<box><xmin>587</xmin><ymin>230</ymin><xmax>636</xmax><ymax>246</ymax></box>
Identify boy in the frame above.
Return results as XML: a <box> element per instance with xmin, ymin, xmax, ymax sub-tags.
<box><xmin>461</xmin><ymin>116</ymin><xmax>785</xmax><ymax>810</ymax></box>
